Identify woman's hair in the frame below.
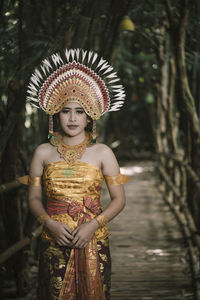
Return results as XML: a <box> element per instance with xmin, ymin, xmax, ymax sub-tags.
<box><xmin>85</xmin><ymin>116</ymin><xmax>93</xmax><ymax>132</ymax></box>
<box><xmin>53</xmin><ymin>113</ymin><xmax>61</xmax><ymax>133</ymax></box>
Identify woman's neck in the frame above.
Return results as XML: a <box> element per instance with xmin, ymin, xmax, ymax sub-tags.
<box><xmin>62</xmin><ymin>131</ymin><xmax>86</xmax><ymax>146</ymax></box>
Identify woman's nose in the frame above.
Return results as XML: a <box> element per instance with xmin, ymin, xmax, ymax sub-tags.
<box><xmin>69</xmin><ymin>111</ymin><xmax>76</xmax><ymax>121</ymax></box>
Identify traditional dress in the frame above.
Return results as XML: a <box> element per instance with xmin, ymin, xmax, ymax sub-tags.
<box><xmin>35</xmin><ymin>161</ymin><xmax>129</xmax><ymax>299</ymax></box>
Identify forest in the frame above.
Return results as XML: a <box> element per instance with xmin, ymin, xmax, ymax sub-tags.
<box><xmin>0</xmin><ymin>0</ymin><xmax>200</xmax><ymax>298</ymax></box>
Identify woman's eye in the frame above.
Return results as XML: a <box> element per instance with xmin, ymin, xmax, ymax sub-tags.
<box><xmin>62</xmin><ymin>110</ymin><xmax>69</xmax><ymax>114</ymax></box>
<box><xmin>76</xmin><ymin>110</ymin><xmax>84</xmax><ymax>114</ymax></box>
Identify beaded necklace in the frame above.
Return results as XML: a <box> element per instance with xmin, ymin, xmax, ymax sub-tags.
<box><xmin>50</xmin><ymin>132</ymin><xmax>92</xmax><ymax>165</ymax></box>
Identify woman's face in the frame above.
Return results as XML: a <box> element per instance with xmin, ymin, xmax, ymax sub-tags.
<box><xmin>59</xmin><ymin>102</ymin><xmax>88</xmax><ymax>137</ymax></box>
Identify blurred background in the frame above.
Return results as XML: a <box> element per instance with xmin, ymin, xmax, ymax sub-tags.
<box><xmin>0</xmin><ymin>0</ymin><xmax>200</xmax><ymax>299</ymax></box>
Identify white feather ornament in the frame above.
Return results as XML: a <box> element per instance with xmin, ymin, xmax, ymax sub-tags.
<box><xmin>35</xmin><ymin>69</ymin><xmax>43</xmax><ymax>80</ymax></box>
<box><xmin>31</xmin><ymin>75</ymin><xmax>40</xmax><ymax>87</ymax></box>
<box><xmin>26</xmin><ymin>48</ymin><xmax>126</xmax><ymax>125</ymax></box>
<box><xmin>28</xmin><ymin>83</ymin><xmax>38</xmax><ymax>92</ymax></box>
<box><xmin>52</xmin><ymin>54</ymin><xmax>63</xmax><ymax>67</ymax></box>
<box><xmin>75</xmin><ymin>48</ymin><xmax>80</xmax><ymax>61</ymax></box>
<box><xmin>114</xmin><ymin>91</ymin><xmax>126</xmax><ymax>98</ymax></box>
<box><xmin>92</xmin><ymin>53</ymin><xmax>98</xmax><ymax>65</ymax></box>
<box><xmin>99</xmin><ymin>62</ymin><xmax>109</xmax><ymax>72</ymax></box>
<box><xmin>65</xmin><ymin>49</ymin><xmax>70</xmax><ymax>62</ymax></box>
<box><xmin>102</xmin><ymin>66</ymin><xmax>113</xmax><ymax>75</ymax></box>
<box><xmin>96</xmin><ymin>58</ymin><xmax>106</xmax><ymax>69</ymax></box>
<box><xmin>112</xmin><ymin>85</ymin><xmax>124</xmax><ymax>89</ymax></box>
<box><xmin>27</xmin><ymin>96</ymin><xmax>39</xmax><ymax>103</ymax></box>
<box><xmin>30</xmin><ymin>103</ymin><xmax>40</xmax><ymax>108</ymax></box>
<box><xmin>108</xmin><ymin>78</ymin><xmax>120</xmax><ymax>84</ymax></box>
<box><xmin>43</xmin><ymin>59</ymin><xmax>52</xmax><ymax>72</ymax></box>
<box><xmin>81</xmin><ymin>49</ymin><xmax>87</xmax><ymax>62</ymax></box>
<box><xmin>88</xmin><ymin>51</ymin><xmax>93</xmax><ymax>64</ymax></box>
<box><xmin>70</xmin><ymin>49</ymin><xmax>75</xmax><ymax>61</ymax></box>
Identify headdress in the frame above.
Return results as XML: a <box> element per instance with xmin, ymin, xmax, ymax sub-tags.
<box><xmin>27</xmin><ymin>48</ymin><xmax>126</xmax><ymax>139</ymax></box>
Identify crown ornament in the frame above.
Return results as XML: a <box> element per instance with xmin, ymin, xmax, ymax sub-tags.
<box><xmin>27</xmin><ymin>48</ymin><xmax>126</xmax><ymax>136</ymax></box>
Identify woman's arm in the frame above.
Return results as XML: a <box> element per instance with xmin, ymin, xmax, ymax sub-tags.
<box><xmin>29</xmin><ymin>145</ymin><xmax>48</xmax><ymax>218</ymax></box>
<box><xmin>98</xmin><ymin>144</ymin><xmax>126</xmax><ymax>220</ymax></box>
<box><xmin>71</xmin><ymin>145</ymin><xmax>126</xmax><ymax>248</ymax></box>
<box><xmin>29</xmin><ymin>144</ymin><xmax>74</xmax><ymax>246</ymax></box>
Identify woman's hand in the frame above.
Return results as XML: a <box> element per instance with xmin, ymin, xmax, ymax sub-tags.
<box><xmin>45</xmin><ymin>219</ymin><xmax>74</xmax><ymax>247</ymax></box>
<box><xmin>71</xmin><ymin>219</ymin><xmax>99</xmax><ymax>249</ymax></box>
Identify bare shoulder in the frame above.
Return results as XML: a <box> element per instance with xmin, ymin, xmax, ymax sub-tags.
<box><xmin>94</xmin><ymin>143</ymin><xmax>120</xmax><ymax>176</ymax></box>
<box><xmin>35</xmin><ymin>142</ymin><xmax>53</xmax><ymax>151</ymax></box>
<box><xmin>30</xmin><ymin>143</ymin><xmax>53</xmax><ymax>176</ymax></box>
<box><xmin>90</xmin><ymin>143</ymin><xmax>115</xmax><ymax>159</ymax></box>
<box><xmin>94</xmin><ymin>143</ymin><xmax>112</xmax><ymax>154</ymax></box>
<box><xmin>34</xmin><ymin>142</ymin><xmax>53</xmax><ymax>154</ymax></box>
<box><xmin>33</xmin><ymin>143</ymin><xmax>53</xmax><ymax>160</ymax></box>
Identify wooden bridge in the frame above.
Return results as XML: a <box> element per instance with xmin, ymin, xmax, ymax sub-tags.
<box><xmin>106</xmin><ymin>161</ymin><xmax>194</xmax><ymax>300</ymax></box>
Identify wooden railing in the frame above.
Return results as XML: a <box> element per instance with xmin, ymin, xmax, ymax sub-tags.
<box><xmin>0</xmin><ymin>179</ymin><xmax>21</xmax><ymax>193</ymax></box>
<box><xmin>0</xmin><ymin>226</ymin><xmax>42</xmax><ymax>265</ymax></box>
<box><xmin>156</xmin><ymin>152</ymin><xmax>200</xmax><ymax>300</ymax></box>
<box><xmin>0</xmin><ymin>180</ymin><xmax>42</xmax><ymax>265</ymax></box>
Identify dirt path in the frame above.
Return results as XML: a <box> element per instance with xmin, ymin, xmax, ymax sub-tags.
<box><xmin>104</xmin><ymin>161</ymin><xmax>194</xmax><ymax>300</ymax></box>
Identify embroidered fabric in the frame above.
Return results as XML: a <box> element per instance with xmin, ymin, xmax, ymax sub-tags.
<box><xmin>41</xmin><ymin>160</ymin><xmax>109</xmax><ymax>299</ymax></box>
<box><xmin>42</xmin><ymin>161</ymin><xmax>109</xmax><ymax>241</ymax></box>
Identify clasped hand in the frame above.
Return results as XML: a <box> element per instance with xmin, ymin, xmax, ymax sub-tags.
<box><xmin>45</xmin><ymin>219</ymin><xmax>98</xmax><ymax>248</ymax></box>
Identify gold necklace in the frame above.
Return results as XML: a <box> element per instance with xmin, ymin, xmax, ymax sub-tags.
<box><xmin>50</xmin><ymin>132</ymin><xmax>91</xmax><ymax>165</ymax></box>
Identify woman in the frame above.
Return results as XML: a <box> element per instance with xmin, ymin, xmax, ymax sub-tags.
<box><xmin>23</xmin><ymin>49</ymin><xmax>129</xmax><ymax>299</ymax></box>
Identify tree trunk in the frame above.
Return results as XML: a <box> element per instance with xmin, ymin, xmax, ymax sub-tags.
<box><xmin>165</xmin><ymin>0</ymin><xmax>200</xmax><ymax>166</ymax></box>
<box><xmin>1</xmin><ymin>81</ymin><xmax>30</xmax><ymax>296</ymax></box>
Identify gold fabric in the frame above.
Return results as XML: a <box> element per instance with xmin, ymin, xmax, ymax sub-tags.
<box><xmin>42</xmin><ymin>161</ymin><xmax>108</xmax><ymax>241</ymax></box>
<box><xmin>104</xmin><ymin>173</ymin><xmax>130</xmax><ymax>186</ymax></box>
<box><xmin>59</xmin><ymin>238</ymin><xmax>106</xmax><ymax>300</ymax></box>
<box><xmin>40</xmin><ymin>161</ymin><xmax>111</xmax><ymax>299</ymax></box>
<box><xmin>18</xmin><ymin>175</ymin><xmax>42</xmax><ymax>186</ymax></box>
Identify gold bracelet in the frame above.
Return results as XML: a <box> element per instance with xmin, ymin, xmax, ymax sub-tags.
<box><xmin>95</xmin><ymin>215</ymin><xmax>109</xmax><ymax>228</ymax></box>
<box><xmin>37</xmin><ymin>214</ymin><xmax>50</xmax><ymax>224</ymax></box>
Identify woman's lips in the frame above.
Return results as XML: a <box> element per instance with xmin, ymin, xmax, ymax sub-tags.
<box><xmin>67</xmin><ymin>125</ymin><xmax>79</xmax><ymax>130</ymax></box>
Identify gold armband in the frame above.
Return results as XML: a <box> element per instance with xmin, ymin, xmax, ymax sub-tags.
<box><xmin>37</xmin><ymin>214</ymin><xmax>50</xmax><ymax>224</ymax></box>
<box><xmin>104</xmin><ymin>173</ymin><xmax>130</xmax><ymax>186</ymax></box>
<box><xmin>95</xmin><ymin>215</ymin><xmax>109</xmax><ymax>228</ymax></box>
<box><xmin>18</xmin><ymin>175</ymin><xmax>42</xmax><ymax>186</ymax></box>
